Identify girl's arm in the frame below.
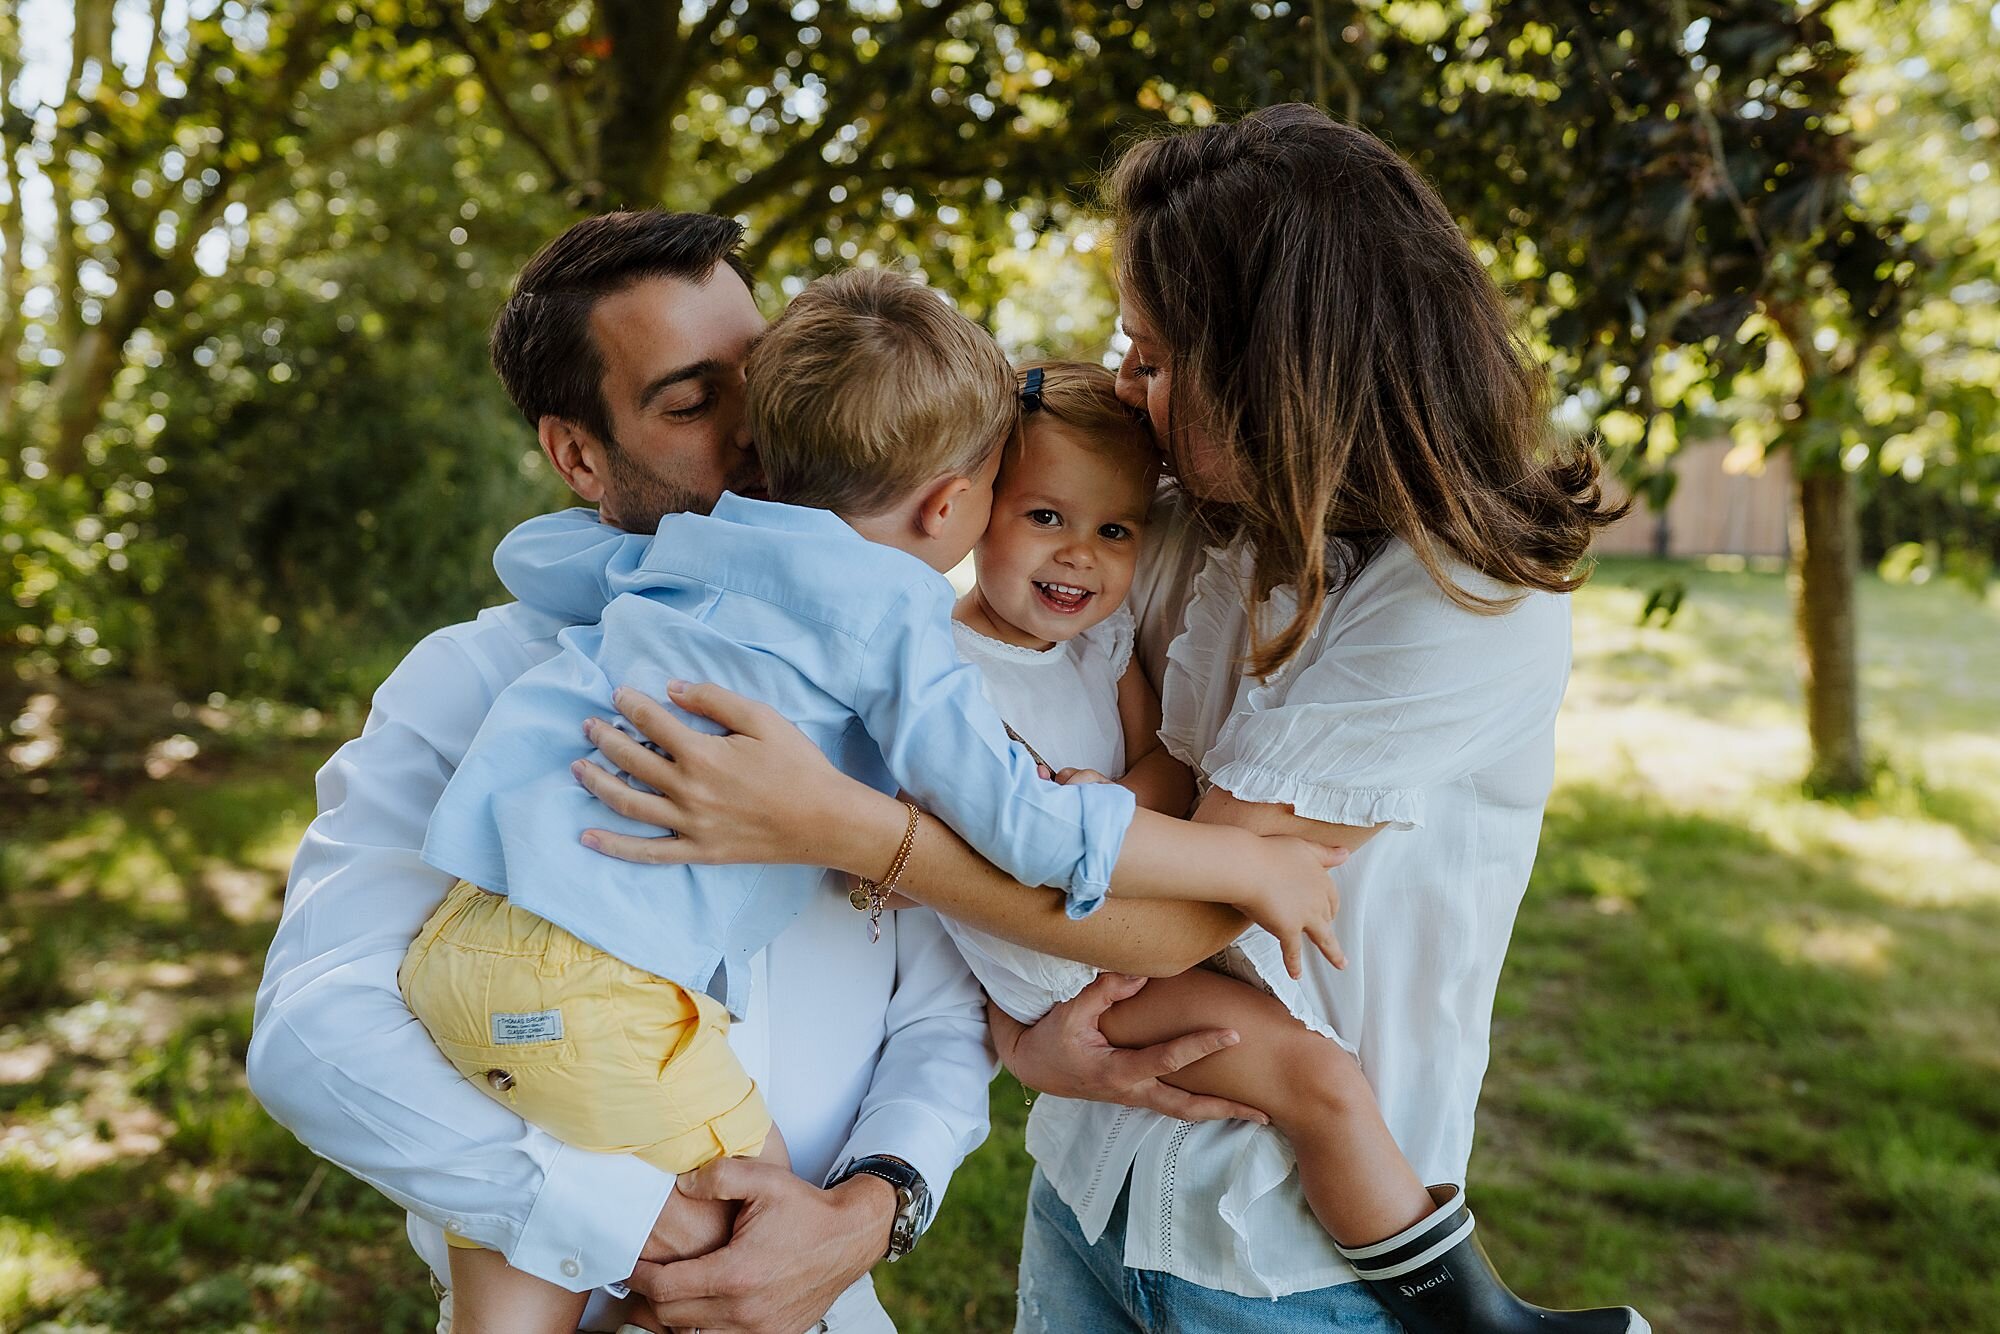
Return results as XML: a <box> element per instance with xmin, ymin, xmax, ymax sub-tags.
<box><xmin>1113</xmin><ymin>660</ymin><xmax>1196</xmax><ymax>817</ymax></box>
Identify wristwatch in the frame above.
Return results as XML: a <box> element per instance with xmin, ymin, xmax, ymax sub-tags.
<box><xmin>828</xmin><ymin>1155</ymin><xmax>930</xmax><ymax>1262</ymax></box>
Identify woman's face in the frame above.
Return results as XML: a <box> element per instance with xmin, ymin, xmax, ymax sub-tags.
<box><xmin>1114</xmin><ymin>291</ymin><xmax>1248</xmax><ymax>502</ymax></box>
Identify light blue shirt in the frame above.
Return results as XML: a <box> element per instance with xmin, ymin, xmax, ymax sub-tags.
<box><xmin>422</xmin><ymin>497</ymin><xmax>1135</xmax><ymax>1017</ymax></box>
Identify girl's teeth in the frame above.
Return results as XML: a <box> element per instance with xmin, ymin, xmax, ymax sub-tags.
<box><xmin>1035</xmin><ymin>581</ymin><xmax>1092</xmax><ymax>611</ymax></box>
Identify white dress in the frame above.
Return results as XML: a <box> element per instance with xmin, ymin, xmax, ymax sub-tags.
<box><xmin>942</xmin><ymin>609</ymin><xmax>1133</xmax><ymax>1024</ymax></box>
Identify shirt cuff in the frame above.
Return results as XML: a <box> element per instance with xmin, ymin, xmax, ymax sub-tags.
<box><xmin>1063</xmin><ymin>780</ymin><xmax>1136</xmax><ymax>919</ymax></box>
<box><xmin>512</xmin><ymin>1142</ymin><xmax>675</xmax><ymax>1291</ymax></box>
<box><xmin>1208</xmin><ymin>760</ymin><xmax>1426</xmax><ymax>831</ymax></box>
<box><xmin>833</xmin><ymin>1100</ymin><xmax>967</xmax><ymax>1230</ymax></box>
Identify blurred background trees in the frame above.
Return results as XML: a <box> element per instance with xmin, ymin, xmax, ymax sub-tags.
<box><xmin>4</xmin><ymin>0</ymin><xmax>1995</xmax><ymax>792</ymax></box>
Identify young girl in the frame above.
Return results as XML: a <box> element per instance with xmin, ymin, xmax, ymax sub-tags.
<box><xmin>946</xmin><ymin>361</ymin><xmax>1646</xmax><ymax>1334</ymax></box>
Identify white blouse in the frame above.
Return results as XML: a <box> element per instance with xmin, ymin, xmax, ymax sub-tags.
<box><xmin>1025</xmin><ymin>491</ymin><xmax>1573</xmax><ymax>1298</ymax></box>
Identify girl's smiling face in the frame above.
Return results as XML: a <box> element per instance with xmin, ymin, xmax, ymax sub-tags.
<box><xmin>966</xmin><ymin>417</ymin><xmax>1156</xmax><ymax>650</ymax></box>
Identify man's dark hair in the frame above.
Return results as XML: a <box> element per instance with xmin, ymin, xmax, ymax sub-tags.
<box><xmin>489</xmin><ymin>210</ymin><xmax>752</xmax><ymax>445</ymax></box>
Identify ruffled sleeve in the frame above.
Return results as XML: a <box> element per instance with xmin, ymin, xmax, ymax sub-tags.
<box><xmin>1201</xmin><ymin>544</ymin><xmax>1572</xmax><ymax>830</ymax></box>
<box><xmin>1077</xmin><ymin>604</ymin><xmax>1136</xmax><ymax>685</ymax></box>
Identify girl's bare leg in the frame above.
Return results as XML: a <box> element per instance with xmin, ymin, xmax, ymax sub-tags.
<box><xmin>612</xmin><ymin>1127</ymin><xmax>791</xmax><ymax>1332</ymax></box>
<box><xmin>1099</xmin><ymin>968</ymin><xmax>1434</xmax><ymax>1246</ymax></box>
<box><xmin>446</xmin><ymin>1245</ymin><xmax>588</xmax><ymax>1334</ymax></box>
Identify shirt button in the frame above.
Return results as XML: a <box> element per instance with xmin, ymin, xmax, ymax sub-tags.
<box><xmin>446</xmin><ymin>1219</ymin><xmax>465</xmax><ymax>1233</ymax></box>
<box><xmin>560</xmin><ymin>1259</ymin><xmax>581</xmax><ymax>1279</ymax></box>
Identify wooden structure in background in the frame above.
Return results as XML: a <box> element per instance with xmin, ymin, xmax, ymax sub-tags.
<box><xmin>1594</xmin><ymin>439</ymin><xmax>1793</xmax><ymax>558</ymax></box>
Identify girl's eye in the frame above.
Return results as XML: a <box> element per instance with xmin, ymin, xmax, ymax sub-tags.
<box><xmin>1099</xmin><ymin>524</ymin><xmax>1133</xmax><ymax>541</ymax></box>
<box><xmin>1027</xmin><ymin>509</ymin><xmax>1062</xmax><ymax>528</ymax></box>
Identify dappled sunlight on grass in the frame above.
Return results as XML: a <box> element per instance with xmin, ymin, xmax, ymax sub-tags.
<box><xmin>1</xmin><ymin>740</ymin><xmax>435</xmax><ymax>1330</ymax></box>
<box><xmin>1461</xmin><ymin>559</ymin><xmax>2000</xmax><ymax>1331</ymax></box>
<box><xmin>1</xmin><ymin>561</ymin><xmax>1995</xmax><ymax>1330</ymax></box>
<box><xmin>1761</xmin><ymin>915</ymin><xmax>1895</xmax><ymax>976</ymax></box>
<box><xmin>0</xmin><ymin>1216</ymin><xmax>98</xmax><ymax>1325</ymax></box>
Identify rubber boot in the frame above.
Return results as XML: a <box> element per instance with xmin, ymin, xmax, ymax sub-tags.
<box><xmin>1336</xmin><ymin>1185</ymin><xmax>1650</xmax><ymax>1333</ymax></box>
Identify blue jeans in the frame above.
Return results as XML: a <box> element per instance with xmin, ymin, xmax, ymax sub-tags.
<box><xmin>1015</xmin><ymin>1168</ymin><xmax>1406</xmax><ymax>1333</ymax></box>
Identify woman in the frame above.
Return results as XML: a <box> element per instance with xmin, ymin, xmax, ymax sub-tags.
<box><xmin>575</xmin><ymin>104</ymin><xmax>1633</xmax><ymax>1331</ymax></box>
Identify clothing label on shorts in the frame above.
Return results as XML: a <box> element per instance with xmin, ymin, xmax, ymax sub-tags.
<box><xmin>489</xmin><ymin>1008</ymin><xmax>564</xmax><ymax>1045</ymax></box>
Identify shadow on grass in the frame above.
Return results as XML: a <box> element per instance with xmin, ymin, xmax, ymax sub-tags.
<box><xmin>1481</xmin><ymin>783</ymin><xmax>2000</xmax><ymax>1333</ymax></box>
<box><xmin>0</xmin><ymin>743</ymin><xmax>322</xmax><ymax>1014</ymax></box>
<box><xmin>1</xmin><ymin>740</ymin><xmax>439</xmax><ymax>1330</ymax></box>
<box><xmin>8</xmin><ymin>735</ymin><xmax>1999</xmax><ymax>1332</ymax></box>
<box><xmin>0</xmin><ymin>1001</ymin><xmax>435</xmax><ymax>1331</ymax></box>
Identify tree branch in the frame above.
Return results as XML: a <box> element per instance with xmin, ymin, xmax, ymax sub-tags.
<box><xmin>1309</xmin><ymin>0</ymin><xmax>1362</xmax><ymax>122</ymax></box>
<box><xmin>706</xmin><ymin>0</ymin><xmax>979</xmax><ymax>219</ymax></box>
<box><xmin>444</xmin><ymin>11</ymin><xmax>577</xmax><ymax>193</ymax></box>
<box><xmin>657</xmin><ymin>0</ymin><xmax>737</xmax><ymax>112</ymax></box>
<box><xmin>140</xmin><ymin>0</ymin><xmax>166</xmax><ymax>92</ymax></box>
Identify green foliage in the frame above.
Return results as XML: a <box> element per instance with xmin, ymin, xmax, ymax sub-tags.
<box><xmin>3</xmin><ymin>0</ymin><xmax>1994</xmax><ymax>716</ymax></box>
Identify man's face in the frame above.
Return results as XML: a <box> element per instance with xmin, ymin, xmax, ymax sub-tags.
<box><xmin>586</xmin><ymin>265</ymin><xmax>767</xmax><ymax>532</ymax></box>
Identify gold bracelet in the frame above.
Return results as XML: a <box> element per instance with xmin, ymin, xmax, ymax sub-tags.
<box><xmin>850</xmin><ymin>801</ymin><xmax>921</xmax><ymax>943</ymax></box>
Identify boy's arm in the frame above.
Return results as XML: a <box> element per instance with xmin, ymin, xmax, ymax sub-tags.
<box><xmin>1113</xmin><ymin>659</ymin><xmax>1196</xmax><ymax>817</ymax></box>
<box><xmin>856</xmin><ymin>579</ymin><xmax>1137</xmax><ymax>917</ymax></box>
<box><xmin>858</xmin><ymin>580</ymin><xmax>1341</xmax><ymax>957</ymax></box>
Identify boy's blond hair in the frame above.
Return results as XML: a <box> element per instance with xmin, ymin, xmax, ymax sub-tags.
<box><xmin>748</xmin><ymin>268</ymin><xmax>1017</xmax><ymax>516</ymax></box>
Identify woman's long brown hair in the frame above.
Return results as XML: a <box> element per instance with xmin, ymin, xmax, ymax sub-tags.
<box><xmin>1110</xmin><ymin>103</ymin><xmax>1626</xmax><ymax>677</ymax></box>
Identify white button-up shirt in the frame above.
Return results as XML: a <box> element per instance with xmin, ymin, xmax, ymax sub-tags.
<box><xmin>1026</xmin><ymin>494</ymin><xmax>1572</xmax><ymax>1298</ymax></box>
<box><xmin>247</xmin><ymin>593</ymin><xmax>995</xmax><ymax>1302</ymax></box>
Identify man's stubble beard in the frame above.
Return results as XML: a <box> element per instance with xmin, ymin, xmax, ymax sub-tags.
<box><xmin>599</xmin><ymin>434</ymin><xmax>745</xmax><ymax>534</ymax></box>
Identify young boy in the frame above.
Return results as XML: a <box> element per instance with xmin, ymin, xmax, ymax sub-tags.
<box><xmin>400</xmin><ymin>269</ymin><xmax>1347</xmax><ymax>1333</ymax></box>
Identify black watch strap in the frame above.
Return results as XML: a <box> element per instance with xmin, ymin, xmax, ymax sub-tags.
<box><xmin>829</xmin><ymin>1155</ymin><xmax>930</xmax><ymax>1262</ymax></box>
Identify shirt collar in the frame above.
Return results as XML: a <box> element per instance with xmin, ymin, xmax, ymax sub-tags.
<box><xmin>710</xmin><ymin>491</ymin><xmax>862</xmax><ymax>540</ymax></box>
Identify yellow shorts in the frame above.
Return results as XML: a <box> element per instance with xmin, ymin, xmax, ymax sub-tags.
<box><xmin>399</xmin><ymin>880</ymin><xmax>770</xmax><ymax>1248</ymax></box>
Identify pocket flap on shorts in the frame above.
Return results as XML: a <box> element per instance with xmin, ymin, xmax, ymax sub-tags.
<box><xmin>434</xmin><ymin>1032</ymin><xmax>577</xmax><ymax>1074</ymax></box>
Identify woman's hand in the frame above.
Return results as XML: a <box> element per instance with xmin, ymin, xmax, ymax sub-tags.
<box><xmin>572</xmin><ymin>680</ymin><xmax>871</xmax><ymax>869</ymax></box>
<box><xmin>992</xmin><ymin>974</ymin><xmax>1270</xmax><ymax>1124</ymax></box>
<box><xmin>1232</xmin><ymin>837</ymin><xmax>1346</xmax><ymax>978</ymax></box>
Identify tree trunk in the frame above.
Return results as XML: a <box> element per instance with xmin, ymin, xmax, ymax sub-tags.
<box><xmin>1790</xmin><ymin>464</ymin><xmax>1868</xmax><ymax>795</ymax></box>
<box><xmin>593</xmin><ymin>0</ymin><xmax>679</xmax><ymax>207</ymax></box>
<box><xmin>0</xmin><ymin>126</ymin><xmax>25</xmax><ymax>444</ymax></box>
<box><xmin>44</xmin><ymin>279</ymin><xmax>146</xmax><ymax>476</ymax></box>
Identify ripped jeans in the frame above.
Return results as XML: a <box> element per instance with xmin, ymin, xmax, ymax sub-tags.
<box><xmin>1015</xmin><ymin>1168</ymin><xmax>1404</xmax><ymax>1334</ymax></box>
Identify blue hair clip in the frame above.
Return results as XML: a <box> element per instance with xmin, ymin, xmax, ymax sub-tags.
<box><xmin>1019</xmin><ymin>367</ymin><xmax>1046</xmax><ymax>413</ymax></box>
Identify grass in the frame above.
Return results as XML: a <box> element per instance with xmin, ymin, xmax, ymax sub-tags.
<box><xmin>4</xmin><ymin>557</ymin><xmax>1998</xmax><ymax>1332</ymax></box>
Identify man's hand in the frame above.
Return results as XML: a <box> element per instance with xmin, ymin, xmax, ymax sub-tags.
<box><xmin>626</xmin><ymin>1156</ymin><xmax>895</xmax><ymax>1334</ymax></box>
<box><xmin>991</xmin><ymin>973</ymin><xmax>1269</xmax><ymax>1124</ymax></box>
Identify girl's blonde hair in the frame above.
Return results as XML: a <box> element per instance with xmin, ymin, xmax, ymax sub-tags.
<box><xmin>1012</xmin><ymin>360</ymin><xmax>1155</xmax><ymax>471</ymax></box>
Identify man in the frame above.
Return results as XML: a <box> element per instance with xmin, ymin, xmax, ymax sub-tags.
<box><xmin>248</xmin><ymin>210</ymin><xmax>994</xmax><ymax>1333</ymax></box>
